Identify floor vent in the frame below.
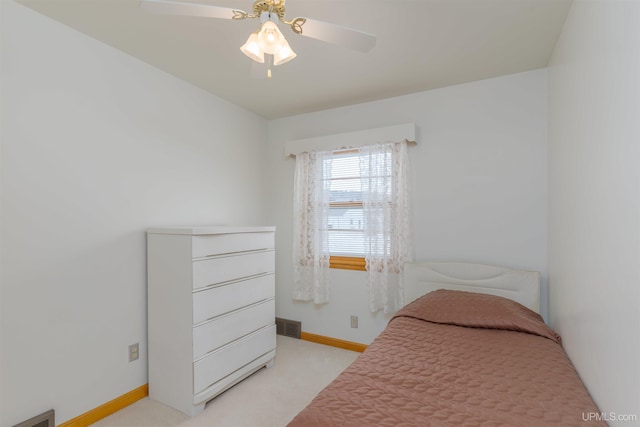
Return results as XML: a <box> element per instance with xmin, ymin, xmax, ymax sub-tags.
<box><xmin>12</xmin><ymin>410</ymin><xmax>54</xmax><ymax>427</ymax></box>
<box><xmin>276</xmin><ymin>318</ymin><xmax>301</xmax><ymax>339</ymax></box>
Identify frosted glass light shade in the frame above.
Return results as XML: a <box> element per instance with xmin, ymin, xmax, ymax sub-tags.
<box><xmin>274</xmin><ymin>38</ymin><xmax>297</xmax><ymax>66</ymax></box>
<box><xmin>258</xmin><ymin>21</ymin><xmax>285</xmax><ymax>55</ymax></box>
<box><xmin>240</xmin><ymin>32</ymin><xmax>264</xmax><ymax>63</ymax></box>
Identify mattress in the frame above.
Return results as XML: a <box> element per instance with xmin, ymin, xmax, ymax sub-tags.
<box><xmin>287</xmin><ymin>290</ymin><xmax>604</xmax><ymax>427</ymax></box>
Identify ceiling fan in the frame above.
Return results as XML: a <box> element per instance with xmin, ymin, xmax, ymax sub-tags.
<box><xmin>140</xmin><ymin>0</ymin><xmax>376</xmax><ymax>78</ymax></box>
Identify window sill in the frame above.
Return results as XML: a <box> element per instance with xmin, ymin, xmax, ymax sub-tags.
<box><xmin>330</xmin><ymin>256</ymin><xmax>366</xmax><ymax>271</ymax></box>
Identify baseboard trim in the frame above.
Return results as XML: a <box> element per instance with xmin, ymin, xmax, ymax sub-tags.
<box><xmin>300</xmin><ymin>332</ymin><xmax>368</xmax><ymax>353</ymax></box>
<box><xmin>57</xmin><ymin>384</ymin><xmax>148</xmax><ymax>427</ymax></box>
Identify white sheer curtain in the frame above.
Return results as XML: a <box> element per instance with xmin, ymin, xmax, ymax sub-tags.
<box><xmin>292</xmin><ymin>150</ymin><xmax>332</xmax><ymax>304</ymax></box>
<box><xmin>360</xmin><ymin>141</ymin><xmax>412</xmax><ymax>313</ymax></box>
<box><xmin>292</xmin><ymin>141</ymin><xmax>411</xmax><ymax>312</ymax></box>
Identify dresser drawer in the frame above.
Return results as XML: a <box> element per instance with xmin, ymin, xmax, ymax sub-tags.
<box><xmin>192</xmin><ymin>274</ymin><xmax>274</xmax><ymax>324</ymax></box>
<box><xmin>192</xmin><ymin>232</ymin><xmax>274</xmax><ymax>259</ymax></box>
<box><xmin>193</xmin><ymin>324</ymin><xmax>276</xmax><ymax>394</ymax></box>
<box><xmin>193</xmin><ymin>299</ymin><xmax>275</xmax><ymax>359</ymax></box>
<box><xmin>192</xmin><ymin>250</ymin><xmax>274</xmax><ymax>290</ymax></box>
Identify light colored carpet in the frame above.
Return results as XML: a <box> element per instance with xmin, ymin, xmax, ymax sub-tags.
<box><xmin>92</xmin><ymin>336</ymin><xmax>360</xmax><ymax>427</ymax></box>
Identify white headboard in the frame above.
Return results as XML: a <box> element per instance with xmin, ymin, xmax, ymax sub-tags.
<box><xmin>404</xmin><ymin>262</ymin><xmax>540</xmax><ymax>313</ymax></box>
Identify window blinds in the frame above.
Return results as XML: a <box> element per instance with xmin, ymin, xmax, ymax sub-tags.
<box><xmin>323</xmin><ymin>150</ymin><xmax>391</xmax><ymax>256</ymax></box>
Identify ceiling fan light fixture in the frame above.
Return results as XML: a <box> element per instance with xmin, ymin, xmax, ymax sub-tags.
<box><xmin>273</xmin><ymin>38</ymin><xmax>296</xmax><ymax>66</ymax></box>
<box><xmin>240</xmin><ymin>31</ymin><xmax>265</xmax><ymax>63</ymax></box>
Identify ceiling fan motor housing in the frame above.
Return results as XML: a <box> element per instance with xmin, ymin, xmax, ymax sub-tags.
<box><xmin>253</xmin><ymin>0</ymin><xmax>287</xmax><ymax>21</ymax></box>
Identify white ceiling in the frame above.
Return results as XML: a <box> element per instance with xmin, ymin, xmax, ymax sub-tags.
<box><xmin>16</xmin><ymin>0</ymin><xmax>572</xmax><ymax>119</ymax></box>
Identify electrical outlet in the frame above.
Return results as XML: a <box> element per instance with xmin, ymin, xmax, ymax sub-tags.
<box><xmin>350</xmin><ymin>315</ymin><xmax>358</xmax><ymax>328</ymax></box>
<box><xmin>128</xmin><ymin>343</ymin><xmax>139</xmax><ymax>362</ymax></box>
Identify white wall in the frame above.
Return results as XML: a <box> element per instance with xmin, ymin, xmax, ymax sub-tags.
<box><xmin>0</xmin><ymin>2</ymin><xmax>268</xmax><ymax>425</ymax></box>
<box><xmin>267</xmin><ymin>69</ymin><xmax>548</xmax><ymax>344</ymax></box>
<box><xmin>548</xmin><ymin>0</ymin><xmax>640</xmax><ymax>423</ymax></box>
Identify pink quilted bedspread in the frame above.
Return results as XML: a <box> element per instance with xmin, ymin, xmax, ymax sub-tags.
<box><xmin>287</xmin><ymin>290</ymin><xmax>604</xmax><ymax>427</ymax></box>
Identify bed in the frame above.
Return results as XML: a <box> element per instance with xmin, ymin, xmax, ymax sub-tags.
<box><xmin>287</xmin><ymin>262</ymin><xmax>604</xmax><ymax>427</ymax></box>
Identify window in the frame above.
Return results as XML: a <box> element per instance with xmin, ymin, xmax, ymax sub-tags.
<box><xmin>325</xmin><ymin>150</ymin><xmax>391</xmax><ymax>270</ymax></box>
<box><xmin>292</xmin><ymin>140</ymin><xmax>411</xmax><ymax>312</ymax></box>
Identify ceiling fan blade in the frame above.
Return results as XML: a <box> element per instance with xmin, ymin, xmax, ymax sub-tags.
<box><xmin>139</xmin><ymin>0</ymin><xmax>243</xmax><ymax>20</ymax></box>
<box><xmin>295</xmin><ymin>17</ymin><xmax>376</xmax><ymax>53</ymax></box>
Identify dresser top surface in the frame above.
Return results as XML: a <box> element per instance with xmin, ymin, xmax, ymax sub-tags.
<box><xmin>147</xmin><ymin>226</ymin><xmax>276</xmax><ymax>235</ymax></box>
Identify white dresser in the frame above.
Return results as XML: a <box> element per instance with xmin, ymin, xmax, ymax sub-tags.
<box><xmin>147</xmin><ymin>226</ymin><xmax>276</xmax><ymax>416</ymax></box>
